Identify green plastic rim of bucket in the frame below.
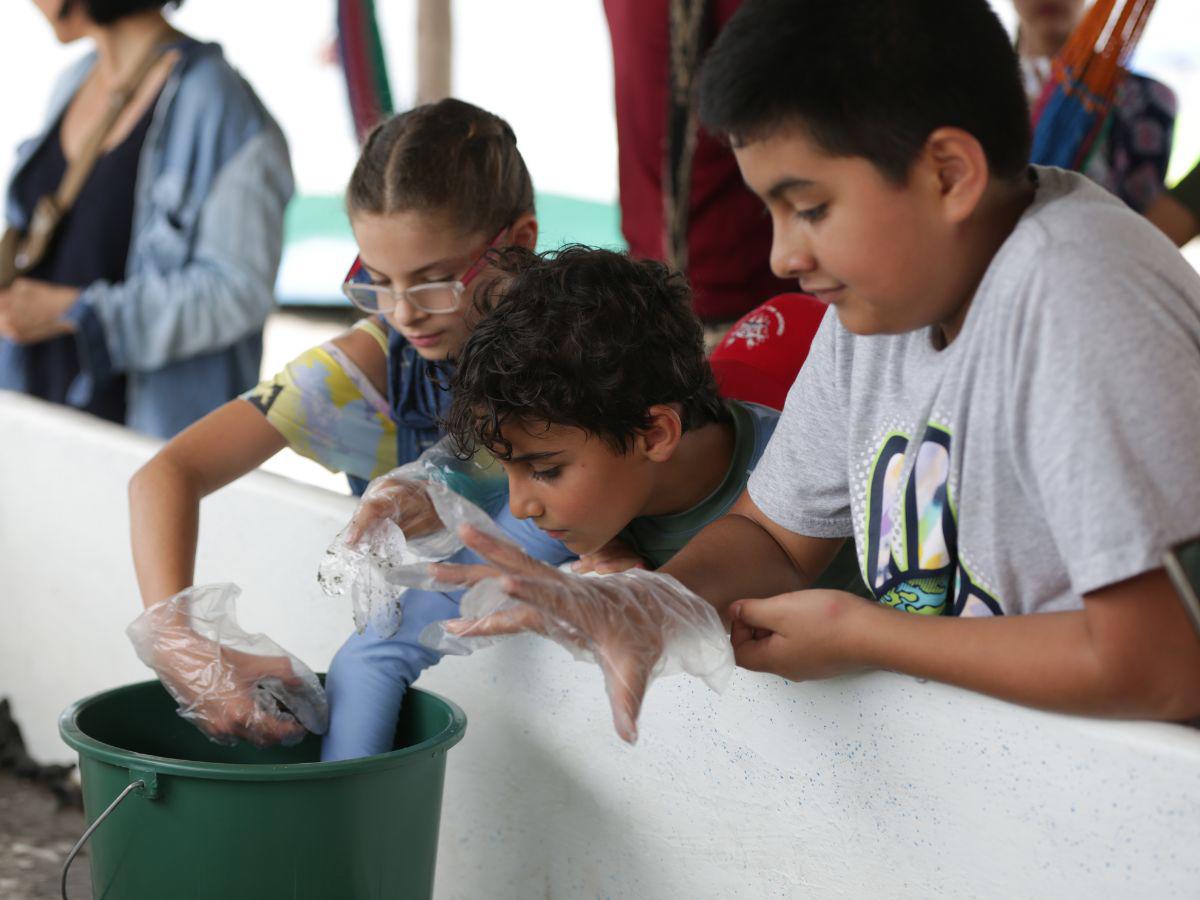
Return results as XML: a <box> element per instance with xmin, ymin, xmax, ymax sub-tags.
<box><xmin>60</xmin><ymin>680</ymin><xmax>467</xmax><ymax>779</ymax></box>
<box><xmin>58</xmin><ymin>679</ymin><xmax>467</xmax><ymax>900</ymax></box>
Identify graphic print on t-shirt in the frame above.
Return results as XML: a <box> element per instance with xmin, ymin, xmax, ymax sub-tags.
<box><xmin>863</xmin><ymin>423</ymin><xmax>1002</xmax><ymax>617</ymax></box>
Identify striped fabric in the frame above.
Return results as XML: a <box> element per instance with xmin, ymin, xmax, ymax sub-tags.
<box><xmin>1030</xmin><ymin>0</ymin><xmax>1157</xmax><ymax>171</ymax></box>
<box><xmin>337</xmin><ymin>0</ymin><xmax>395</xmax><ymax>141</ymax></box>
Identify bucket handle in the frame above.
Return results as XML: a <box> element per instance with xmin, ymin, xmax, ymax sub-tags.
<box><xmin>60</xmin><ymin>772</ymin><xmax>157</xmax><ymax>900</ymax></box>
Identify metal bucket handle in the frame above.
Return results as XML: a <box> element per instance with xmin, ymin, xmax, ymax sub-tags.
<box><xmin>60</xmin><ymin>768</ymin><xmax>159</xmax><ymax>900</ymax></box>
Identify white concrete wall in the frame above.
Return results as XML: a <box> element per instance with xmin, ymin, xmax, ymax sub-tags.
<box><xmin>2</xmin><ymin>392</ymin><xmax>1199</xmax><ymax>898</ymax></box>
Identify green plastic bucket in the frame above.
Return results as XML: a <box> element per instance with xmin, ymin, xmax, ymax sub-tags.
<box><xmin>59</xmin><ymin>679</ymin><xmax>466</xmax><ymax>900</ymax></box>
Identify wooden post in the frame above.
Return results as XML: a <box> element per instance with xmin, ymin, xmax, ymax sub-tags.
<box><xmin>417</xmin><ymin>0</ymin><xmax>452</xmax><ymax>103</ymax></box>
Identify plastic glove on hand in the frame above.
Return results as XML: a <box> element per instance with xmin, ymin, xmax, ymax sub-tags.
<box><xmin>571</xmin><ymin>535</ymin><xmax>648</xmax><ymax>575</ymax></box>
<box><xmin>423</xmin><ymin>525</ymin><xmax>733</xmax><ymax>743</ymax></box>
<box><xmin>319</xmin><ymin>470</ymin><xmax>508</xmax><ymax>637</ymax></box>
<box><xmin>126</xmin><ymin>583</ymin><xmax>328</xmax><ymax>748</ymax></box>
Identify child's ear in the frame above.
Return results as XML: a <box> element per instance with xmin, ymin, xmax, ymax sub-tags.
<box><xmin>637</xmin><ymin>404</ymin><xmax>684</xmax><ymax>462</ymax></box>
<box><xmin>510</xmin><ymin>213</ymin><xmax>538</xmax><ymax>251</ymax></box>
<box><xmin>919</xmin><ymin>127</ymin><xmax>989</xmax><ymax>226</ymax></box>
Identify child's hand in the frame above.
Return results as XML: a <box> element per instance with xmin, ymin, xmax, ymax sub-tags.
<box><xmin>127</xmin><ymin>585</ymin><xmax>326</xmax><ymax>748</ymax></box>
<box><xmin>729</xmin><ymin>590</ymin><xmax>870</xmax><ymax>681</ymax></box>
<box><xmin>154</xmin><ymin>642</ymin><xmax>310</xmax><ymax>747</ymax></box>
<box><xmin>429</xmin><ymin>524</ymin><xmax>733</xmax><ymax>744</ymax></box>
<box><xmin>571</xmin><ymin>537</ymin><xmax>648</xmax><ymax>575</ymax></box>
<box><xmin>0</xmin><ymin>278</ymin><xmax>79</xmax><ymax>343</ymax></box>
<box><xmin>345</xmin><ymin>475</ymin><xmax>442</xmax><ymax>546</ymax></box>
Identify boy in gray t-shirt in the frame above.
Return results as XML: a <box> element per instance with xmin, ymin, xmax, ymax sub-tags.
<box><xmin>432</xmin><ymin>0</ymin><xmax>1200</xmax><ymax>742</ymax></box>
<box><xmin>750</xmin><ymin>164</ymin><xmax>1200</xmax><ymax>622</ymax></box>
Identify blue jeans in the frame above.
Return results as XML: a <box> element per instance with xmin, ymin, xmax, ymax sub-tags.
<box><xmin>321</xmin><ymin>509</ymin><xmax>571</xmax><ymax>761</ymax></box>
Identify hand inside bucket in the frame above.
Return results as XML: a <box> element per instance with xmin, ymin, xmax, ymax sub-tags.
<box><xmin>126</xmin><ymin>583</ymin><xmax>329</xmax><ymax>748</ymax></box>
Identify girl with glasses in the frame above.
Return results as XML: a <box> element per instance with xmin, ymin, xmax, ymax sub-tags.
<box><xmin>127</xmin><ymin>98</ymin><xmax>550</xmax><ymax>750</ymax></box>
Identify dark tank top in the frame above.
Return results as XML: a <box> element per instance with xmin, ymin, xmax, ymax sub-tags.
<box><xmin>10</xmin><ymin>94</ymin><xmax>158</xmax><ymax>422</ymax></box>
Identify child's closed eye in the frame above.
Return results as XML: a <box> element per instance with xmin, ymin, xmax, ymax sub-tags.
<box><xmin>531</xmin><ymin>465</ymin><xmax>563</xmax><ymax>482</ymax></box>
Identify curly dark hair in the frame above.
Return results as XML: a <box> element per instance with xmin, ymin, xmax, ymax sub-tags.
<box><xmin>445</xmin><ymin>245</ymin><xmax>728</xmax><ymax>459</ymax></box>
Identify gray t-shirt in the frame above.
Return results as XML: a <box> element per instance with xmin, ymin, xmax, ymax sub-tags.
<box><xmin>749</xmin><ymin>167</ymin><xmax>1200</xmax><ymax>616</ymax></box>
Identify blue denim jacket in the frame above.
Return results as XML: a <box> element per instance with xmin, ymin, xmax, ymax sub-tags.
<box><xmin>2</xmin><ymin>38</ymin><xmax>293</xmax><ymax>437</ymax></box>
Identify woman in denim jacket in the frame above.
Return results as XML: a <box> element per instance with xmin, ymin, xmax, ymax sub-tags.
<box><xmin>0</xmin><ymin>0</ymin><xmax>292</xmax><ymax>437</ymax></box>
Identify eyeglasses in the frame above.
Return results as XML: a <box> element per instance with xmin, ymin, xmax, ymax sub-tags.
<box><xmin>341</xmin><ymin>225</ymin><xmax>509</xmax><ymax>315</ymax></box>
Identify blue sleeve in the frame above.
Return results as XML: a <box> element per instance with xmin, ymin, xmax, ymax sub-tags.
<box><xmin>322</xmin><ymin>588</ymin><xmax>458</xmax><ymax>761</ymax></box>
<box><xmin>321</xmin><ymin>508</ymin><xmax>573</xmax><ymax>761</ymax></box>
<box><xmin>74</xmin><ymin>124</ymin><xmax>292</xmax><ymax>378</ymax></box>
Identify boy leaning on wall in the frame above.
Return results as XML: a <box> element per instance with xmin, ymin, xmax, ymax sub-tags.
<box><xmin>329</xmin><ymin>244</ymin><xmax>867</xmax><ymax>747</ymax></box>
<box><xmin>433</xmin><ymin>0</ymin><xmax>1200</xmax><ymax>742</ymax></box>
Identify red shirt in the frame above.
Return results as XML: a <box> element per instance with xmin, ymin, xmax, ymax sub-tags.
<box><xmin>604</xmin><ymin>0</ymin><xmax>792</xmax><ymax>321</ymax></box>
<box><xmin>708</xmin><ymin>294</ymin><xmax>828</xmax><ymax>411</ymax></box>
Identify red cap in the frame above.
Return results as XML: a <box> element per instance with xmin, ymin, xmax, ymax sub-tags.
<box><xmin>708</xmin><ymin>293</ymin><xmax>828</xmax><ymax>411</ymax></box>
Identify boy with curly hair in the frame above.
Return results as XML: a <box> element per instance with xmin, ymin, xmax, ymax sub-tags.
<box><xmin>444</xmin><ymin>245</ymin><xmax>842</xmax><ymax>573</ymax></box>
<box><xmin>329</xmin><ymin>243</ymin><xmax>864</xmax><ymax>755</ymax></box>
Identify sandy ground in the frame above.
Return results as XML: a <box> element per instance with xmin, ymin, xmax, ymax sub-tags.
<box><xmin>0</xmin><ymin>773</ymin><xmax>90</xmax><ymax>900</ymax></box>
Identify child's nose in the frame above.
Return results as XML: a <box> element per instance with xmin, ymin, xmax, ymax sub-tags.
<box><xmin>388</xmin><ymin>294</ymin><xmax>428</xmax><ymax>329</ymax></box>
<box><xmin>508</xmin><ymin>481</ymin><xmax>544</xmax><ymax>521</ymax></box>
<box><xmin>770</xmin><ymin>232</ymin><xmax>817</xmax><ymax>281</ymax></box>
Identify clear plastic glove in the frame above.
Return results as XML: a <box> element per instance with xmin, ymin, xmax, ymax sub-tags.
<box><xmin>422</xmin><ymin>525</ymin><xmax>733</xmax><ymax>744</ymax></box>
<box><xmin>570</xmin><ymin>535</ymin><xmax>648</xmax><ymax>575</ymax></box>
<box><xmin>318</xmin><ymin>461</ymin><xmax>508</xmax><ymax>637</ymax></box>
<box><xmin>126</xmin><ymin>583</ymin><xmax>329</xmax><ymax>748</ymax></box>
<box><xmin>342</xmin><ymin>470</ymin><xmax>446</xmax><ymax>549</ymax></box>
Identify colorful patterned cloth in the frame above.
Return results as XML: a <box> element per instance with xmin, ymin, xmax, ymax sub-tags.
<box><xmin>242</xmin><ymin>319</ymin><xmax>397</xmax><ymax>483</ymax></box>
<box><xmin>337</xmin><ymin>0</ymin><xmax>394</xmax><ymax>140</ymax></box>
<box><xmin>1023</xmin><ymin>57</ymin><xmax>1176</xmax><ymax>213</ymax></box>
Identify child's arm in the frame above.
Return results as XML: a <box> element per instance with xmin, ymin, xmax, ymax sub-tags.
<box><xmin>127</xmin><ymin>401</ymin><xmax>304</xmax><ymax>746</ymax></box>
<box><xmin>659</xmin><ymin>488</ymin><xmax>848</xmax><ymax>617</ymax></box>
<box><xmin>128</xmin><ymin>325</ymin><xmax>392</xmax><ymax>747</ymax></box>
<box><xmin>1145</xmin><ymin>156</ymin><xmax>1200</xmax><ymax>247</ymax></box>
<box><xmin>130</xmin><ymin>399</ymin><xmax>287</xmax><ymax>605</ymax></box>
<box><xmin>437</xmin><ymin>489</ymin><xmax>843</xmax><ymax>627</ymax></box>
<box><xmin>731</xmin><ymin>569</ymin><xmax>1200</xmax><ymax>720</ymax></box>
<box><xmin>131</xmin><ymin>323</ymin><xmax>386</xmax><ymax>604</ymax></box>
